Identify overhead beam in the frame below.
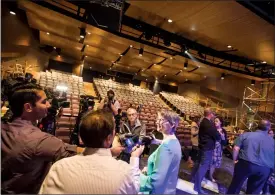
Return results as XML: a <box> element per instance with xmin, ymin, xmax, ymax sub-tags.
<box><xmin>28</xmin><ymin>0</ymin><xmax>274</xmax><ymax>79</ymax></box>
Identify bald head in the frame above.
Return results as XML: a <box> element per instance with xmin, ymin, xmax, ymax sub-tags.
<box><xmin>258</xmin><ymin>120</ymin><xmax>271</xmax><ymax>131</ymax></box>
<box><xmin>204</xmin><ymin>108</ymin><xmax>214</xmax><ymax>117</ymax></box>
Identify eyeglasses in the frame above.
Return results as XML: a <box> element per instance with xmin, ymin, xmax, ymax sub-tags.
<box><xmin>127</xmin><ymin>113</ymin><xmax>137</xmax><ymax>117</ymax></box>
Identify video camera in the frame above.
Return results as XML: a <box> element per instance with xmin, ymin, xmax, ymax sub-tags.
<box><xmin>79</xmin><ymin>95</ymin><xmax>95</xmax><ymax>114</ymax></box>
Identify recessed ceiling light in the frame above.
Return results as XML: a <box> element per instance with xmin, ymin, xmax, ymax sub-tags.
<box><xmin>170</xmin><ymin>57</ymin><xmax>173</xmax><ymax>60</ymax></box>
<box><xmin>86</xmin><ymin>45</ymin><xmax>89</xmax><ymax>47</ymax></box>
<box><xmin>87</xmin><ymin>32</ymin><xmax>91</xmax><ymax>35</ymax></box>
<box><xmin>262</xmin><ymin>61</ymin><xmax>267</xmax><ymax>64</ymax></box>
<box><xmin>85</xmin><ymin>56</ymin><xmax>88</xmax><ymax>58</ymax></box>
<box><xmin>130</xmin><ymin>45</ymin><xmax>133</xmax><ymax>48</ymax></box>
<box><xmin>204</xmin><ymin>75</ymin><xmax>207</xmax><ymax>78</ymax></box>
<box><xmin>120</xmin><ymin>54</ymin><xmax>123</xmax><ymax>57</ymax></box>
<box><xmin>47</xmin><ymin>32</ymin><xmax>50</xmax><ymax>35</ymax></box>
<box><xmin>198</xmin><ymin>66</ymin><xmax>201</xmax><ymax>68</ymax></box>
<box><xmin>53</xmin><ymin>47</ymin><xmax>56</xmax><ymax>49</ymax></box>
<box><xmin>168</xmin><ymin>19</ymin><xmax>173</xmax><ymax>23</ymax></box>
<box><xmin>164</xmin><ymin>75</ymin><xmax>166</xmax><ymax>77</ymax></box>
<box><xmin>146</xmin><ymin>79</ymin><xmax>148</xmax><ymax>81</ymax></box>
<box><xmin>141</xmin><ymin>69</ymin><xmax>144</xmax><ymax>72</ymax></box>
<box><xmin>10</xmin><ymin>11</ymin><xmax>16</xmax><ymax>15</ymax></box>
<box><xmin>227</xmin><ymin>45</ymin><xmax>232</xmax><ymax>48</ymax></box>
<box><xmin>80</xmin><ymin>35</ymin><xmax>84</xmax><ymax>38</ymax></box>
<box><xmin>185</xmin><ymin>79</ymin><xmax>188</xmax><ymax>81</ymax></box>
<box><xmin>90</xmin><ymin>67</ymin><xmax>92</xmax><ymax>69</ymax></box>
<box><xmin>58</xmin><ymin>55</ymin><xmax>60</xmax><ymax>57</ymax></box>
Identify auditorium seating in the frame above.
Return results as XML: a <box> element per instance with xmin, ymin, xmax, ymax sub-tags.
<box><xmin>94</xmin><ymin>78</ymin><xmax>171</xmax><ymax>134</ymax></box>
<box><xmin>38</xmin><ymin>70</ymin><xmax>85</xmax><ymax>143</ymax></box>
<box><xmin>160</xmin><ymin>92</ymin><xmax>204</xmax><ymax>118</ymax></box>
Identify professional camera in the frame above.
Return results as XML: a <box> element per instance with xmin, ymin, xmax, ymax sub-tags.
<box><xmin>38</xmin><ymin>90</ymin><xmax>71</xmax><ymax>135</ymax></box>
<box><xmin>69</xmin><ymin>95</ymin><xmax>95</xmax><ymax>146</ymax></box>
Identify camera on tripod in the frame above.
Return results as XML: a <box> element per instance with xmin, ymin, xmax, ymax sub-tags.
<box><xmin>38</xmin><ymin>88</ymin><xmax>71</xmax><ymax>135</ymax></box>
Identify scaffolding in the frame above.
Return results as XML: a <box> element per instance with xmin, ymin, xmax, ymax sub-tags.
<box><xmin>240</xmin><ymin>81</ymin><xmax>275</xmax><ymax>130</ymax></box>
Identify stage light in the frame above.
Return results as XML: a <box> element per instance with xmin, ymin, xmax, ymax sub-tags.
<box><xmin>10</xmin><ymin>11</ymin><xmax>16</xmax><ymax>15</ymax></box>
<box><xmin>168</xmin><ymin>19</ymin><xmax>173</xmax><ymax>23</ymax></box>
<box><xmin>221</xmin><ymin>73</ymin><xmax>225</xmax><ymax>80</ymax></box>
<box><xmin>182</xmin><ymin>45</ymin><xmax>188</xmax><ymax>54</ymax></box>
<box><xmin>58</xmin><ymin>55</ymin><xmax>60</xmax><ymax>57</ymax></box>
<box><xmin>80</xmin><ymin>28</ymin><xmax>86</xmax><ymax>39</ymax></box>
<box><xmin>144</xmin><ymin>32</ymin><xmax>153</xmax><ymax>40</ymax></box>
<box><xmin>227</xmin><ymin>45</ymin><xmax>232</xmax><ymax>48</ymax></box>
<box><xmin>164</xmin><ymin>39</ymin><xmax>171</xmax><ymax>47</ymax></box>
<box><xmin>184</xmin><ymin>61</ymin><xmax>188</xmax><ymax>69</ymax></box>
<box><xmin>251</xmin><ymin>80</ymin><xmax>255</xmax><ymax>86</ymax></box>
<box><xmin>139</xmin><ymin>48</ymin><xmax>144</xmax><ymax>56</ymax></box>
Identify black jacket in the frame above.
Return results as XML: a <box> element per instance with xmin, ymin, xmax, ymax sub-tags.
<box><xmin>198</xmin><ymin>118</ymin><xmax>220</xmax><ymax>151</ymax></box>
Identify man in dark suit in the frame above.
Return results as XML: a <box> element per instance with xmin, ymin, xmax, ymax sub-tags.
<box><xmin>191</xmin><ymin>108</ymin><xmax>220</xmax><ymax>194</ymax></box>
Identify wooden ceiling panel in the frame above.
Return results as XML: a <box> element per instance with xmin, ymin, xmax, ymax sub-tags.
<box><xmin>125</xmin><ymin>1</ymin><xmax>275</xmax><ymax>65</ymax></box>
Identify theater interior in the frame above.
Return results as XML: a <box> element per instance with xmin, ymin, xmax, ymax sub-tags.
<box><xmin>1</xmin><ymin>0</ymin><xmax>275</xmax><ymax>194</ymax></box>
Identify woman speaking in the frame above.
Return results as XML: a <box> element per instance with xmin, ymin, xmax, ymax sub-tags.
<box><xmin>140</xmin><ymin>110</ymin><xmax>182</xmax><ymax>194</ymax></box>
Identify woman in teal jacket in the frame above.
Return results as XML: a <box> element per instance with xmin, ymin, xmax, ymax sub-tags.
<box><xmin>140</xmin><ymin>110</ymin><xmax>182</xmax><ymax>194</ymax></box>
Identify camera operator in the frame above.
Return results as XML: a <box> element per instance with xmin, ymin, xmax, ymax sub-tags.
<box><xmin>98</xmin><ymin>90</ymin><xmax>120</xmax><ymax>115</ymax></box>
<box><xmin>1</xmin><ymin>84</ymin><xmax>83</xmax><ymax>194</ymax></box>
<box><xmin>118</xmin><ymin>107</ymin><xmax>146</xmax><ymax>163</ymax></box>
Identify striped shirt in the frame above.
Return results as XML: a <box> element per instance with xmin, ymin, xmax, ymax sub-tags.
<box><xmin>39</xmin><ymin>148</ymin><xmax>140</xmax><ymax>194</ymax></box>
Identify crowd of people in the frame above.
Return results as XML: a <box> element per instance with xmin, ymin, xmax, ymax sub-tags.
<box><xmin>1</xmin><ymin>83</ymin><xmax>274</xmax><ymax>194</ymax></box>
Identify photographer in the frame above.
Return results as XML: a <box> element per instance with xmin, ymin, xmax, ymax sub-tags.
<box><xmin>118</xmin><ymin>107</ymin><xmax>146</xmax><ymax>162</ymax></box>
<box><xmin>1</xmin><ymin>84</ymin><xmax>83</xmax><ymax>194</ymax></box>
<box><xmin>98</xmin><ymin>90</ymin><xmax>120</xmax><ymax>115</ymax></box>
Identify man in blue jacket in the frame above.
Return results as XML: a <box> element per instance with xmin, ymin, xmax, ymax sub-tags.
<box><xmin>192</xmin><ymin>108</ymin><xmax>220</xmax><ymax>194</ymax></box>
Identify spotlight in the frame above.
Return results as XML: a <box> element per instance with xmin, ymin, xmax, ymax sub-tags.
<box><xmin>251</xmin><ymin>80</ymin><xmax>255</xmax><ymax>86</ymax></box>
<box><xmin>164</xmin><ymin>39</ymin><xmax>171</xmax><ymax>47</ymax></box>
<box><xmin>139</xmin><ymin>48</ymin><xmax>143</xmax><ymax>56</ymax></box>
<box><xmin>146</xmin><ymin>79</ymin><xmax>148</xmax><ymax>81</ymax></box>
<box><xmin>58</xmin><ymin>55</ymin><xmax>61</xmax><ymax>57</ymax></box>
<box><xmin>56</xmin><ymin>48</ymin><xmax>61</xmax><ymax>56</ymax></box>
<box><xmin>79</xmin><ymin>28</ymin><xmax>86</xmax><ymax>39</ymax></box>
<box><xmin>144</xmin><ymin>32</ymin><xmax>153</xmax><ymax>40</ymax></box>
<box><xmin>185</xmin><ymin>79</ymin><xmax>188</xmax><ymax>81</ymax></box>
<box><xmin>141</xmin><ymin>69</ymin><xmax>144</xmax><ymax>72</ymax></box>
<box><xmin>184</xmin><ymin>61</ymin><xmax>188</xmax><ymax>69</ymax></box>
<box><xmin>10</xmin><ymin>11</ymin><xmax>16</xmax><ymax>15</ymax></box>
<box><xmin>182</xmin><ymin>45</ymin><xmax>188</xmax><ymax>54</ymax></box>
<box><xmin>204</xmin><ymin>75</ymin><xmax>207</xmax><ymax>78</ymax></box>
<box><xmin>221</xmin><ymin>73</ymin><xmax>225</xmax><ymax>80</ymax></box>
<box><xmin>227</xmin><ymin>45</ymin><xmax>232</xmax><ymax>48</ymax></box>
<box><xmin>168</xmin><ymin>19</ymin><xmax>173</xmax><ymax>23</ymax></box>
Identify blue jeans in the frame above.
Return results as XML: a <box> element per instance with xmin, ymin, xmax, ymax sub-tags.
<box><xmin>192</xmin><ymin>150</ymin><xmax>213</xmax><ymax>192</ymax></box>
<box><xmin>227</xmin><ymin>159</ymin><xmax>271</xmax><ymax>194</ymax></box>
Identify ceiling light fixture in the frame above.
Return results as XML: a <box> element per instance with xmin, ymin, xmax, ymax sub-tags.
<box><xmin>221</xmin><ymin>73</ymin><xmax>225</xmax><ymax>80</ymax></box>
<box><xmin>164</xmin><ymin>75</ymin><xmax>166</xmax><ymax>77</ymax></box>
<box><xmin>58</xmin><ymin>55</ymin><xmax>61</xmax><ymax>57</ymax></box>
<box><xmin>87</xmin><ymin>32</ymin><xmax>91</xmax><ymax>35</ymax></box>
<box><xmin>53</xmin><ymin>47</ymin><xmax>56</xmax><ymax>49</ymax></box>
<box><xmin>79</xmin><ymin>28</ymin><xmax>86</xmax><ymax>39</ymax></box>
<box><xmin>120</xmin><ymin>54</ymin><xmax>123</xmax><ymax>57</ymax></box>
<box><xmin>168</xmin><ymin>19</ymin><xmax>173</xmax><ymax>23</ymax></box>
<box><xmin>90</xmin><ymin>67</ymin><xmax>92</xmax><ymax>69</ymax></box>
<box><xmin>170</xmin><ymin>57</ymin><xmax>173</xmax><ymax>60</ymax></box>
<box><xmin>130</xmin><ymin>45</ymin><xmax>133</xmax><ymax>48</ymax></box>
<box><xmin>227</xmin><ymin>45</ymin><xmax>232</xmax><ymax>48</ymax></box>
<box><xmin>46</xmin><ymin>32</ymin><xmax>50</xmax><ymax>35</ymax></box>
<box><xmin>86</xmin><ymin>45</ymin><xmax>89</xmax><ymax>47</ymax></box>
<box><xmin>185</xmin><ymin>79</ymin><xmax>188</xmax><ymax>81</ymax></box>
<box><xmin>204</xmin><ymin>75</ymin><xmax>207</xmax><ymax>78</ymax></box>
<box><xmin>85</xmin><ymin>56</ymin><xmax>88</xmax><ymax>58</ymax></box>
<box><xmin>251</xmin><ymin>80</ymin><xmax>255</xmax><ymax>86</ymax></box>
<box><xmin>10</xmin><ymin>11</ymin><xmax>16</xmax><ymax>15</ymax></box>
<box><xmin>184</xmin><ymin>61</ymin><xmax>188</xmax><ymax>69</ymax></box>
<box><xmin>139</xmin><ymin>48</ymin><xmax>143</xmax><ymax>56</ymax></box>
<box><xmin>262</xmin><ymin>61</ymin><xmax>267</xmax><ymax>64</ymax></box>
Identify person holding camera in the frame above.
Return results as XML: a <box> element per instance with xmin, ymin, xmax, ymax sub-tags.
<box><xmin>98</xmin><ymin>89</ymin><xmax>120</xmax><ymax>115</ymax></box>
<box><xmin>1</xmin><ymin>84</ymin><xmax>84</xmax><ymax>194</ymax></box>
<box><xmin>39</xmin><ymin>110</ymin><xmax>144</xmax><ymax>194</ymax></box>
